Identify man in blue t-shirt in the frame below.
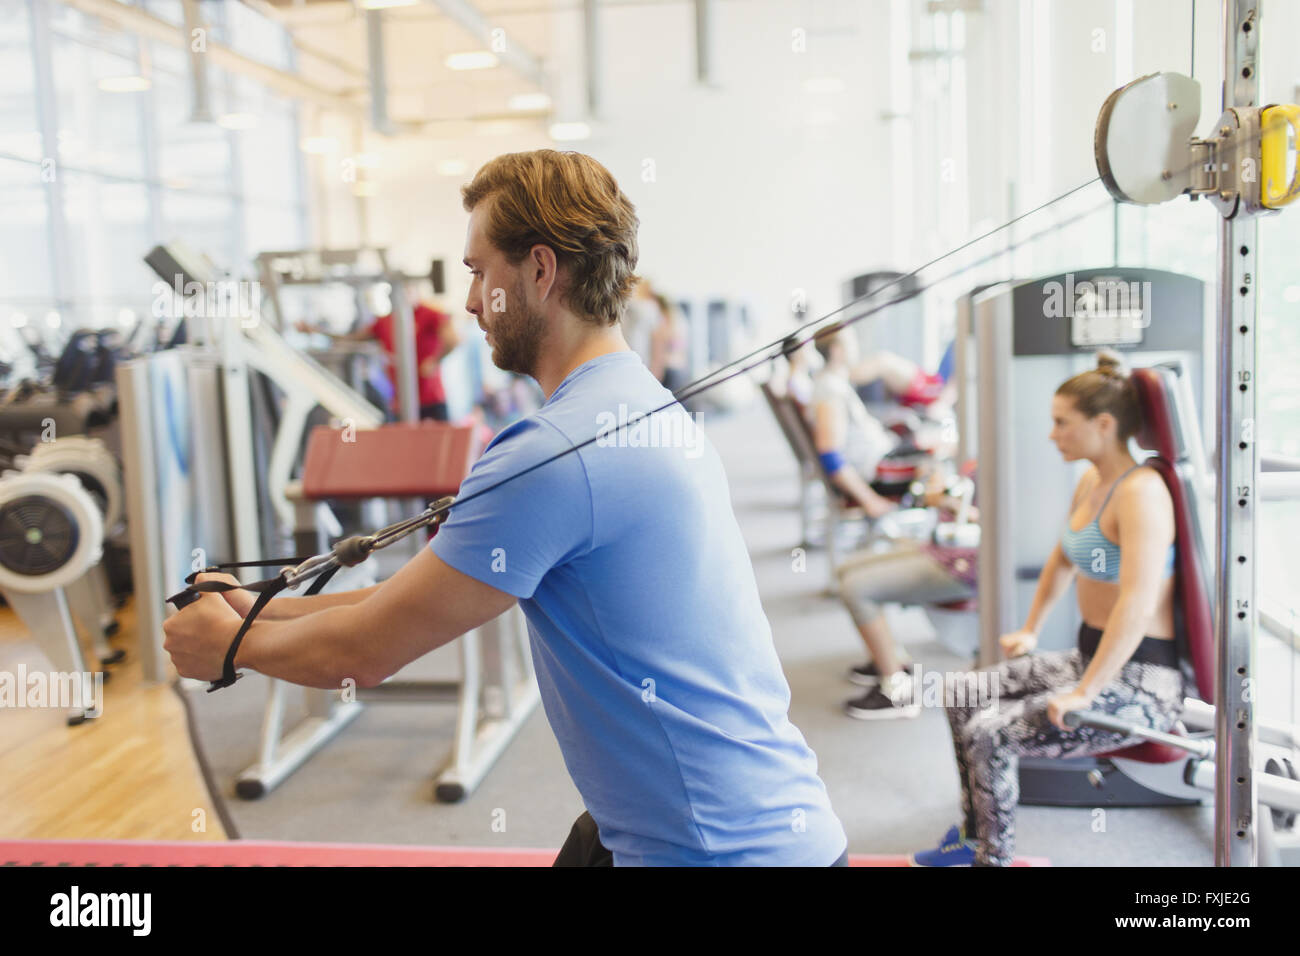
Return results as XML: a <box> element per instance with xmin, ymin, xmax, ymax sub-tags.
<box><xmin>163</xmin><ymin>149</ymin><xmax>847</xmax><ymax>866</ymax></box>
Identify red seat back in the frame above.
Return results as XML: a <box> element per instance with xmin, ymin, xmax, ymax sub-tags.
<box><xmin>1131</xmin><ymin>366</ymin><xmax>1215</xmax><ymax>704</ymax></box>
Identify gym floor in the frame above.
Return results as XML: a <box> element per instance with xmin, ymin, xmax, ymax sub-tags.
<box><xmin>3</xmin><ymin>399</ymin><xmax>1224</xmax><ymax>863</ymax></box>
<box><xmin>0</xmin><ymin>598</ymin><xmax>226</xmax><ymax>841</ymax></box>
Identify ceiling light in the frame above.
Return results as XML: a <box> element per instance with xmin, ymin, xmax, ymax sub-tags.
<box><xmin>446</xmin><ymin>51</ymin><xmax>499</xmax><ymax>71</ymax></box>
<box><xmin>98</xmin><ymin>76</ymin><xmax>151</xmax><ymax>93</ymax></box>
<box><xmin>802</xmin><ymin>76</ymin><xmax>845</xmax><ymax>94</ymax></box>
<box><xmin>217</xmin><ymin>112</ymin><xmax>259</xmax><ymax>130</ymax></box>
<box><xmin>508</xmin><ymin>93</ymin><xmax>552</xmax><ymax>111</ymax></box>
<box><xmin>301</xmin><ymin>136</ymin><xmax>338</xmax><ymax>154</ymax></box>
<box><xmin>549</xmin><ymin>121</ymin><xmax>590</xmax><ymax>141</ymax></box>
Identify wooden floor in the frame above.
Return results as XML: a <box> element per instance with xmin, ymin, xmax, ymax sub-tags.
<box><xmin>0</xmin><ymin>596</ymin><xmax>227</xmax><ymax>841</ymax></box>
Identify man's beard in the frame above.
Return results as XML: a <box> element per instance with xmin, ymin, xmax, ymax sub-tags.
<box><xmin>486</xmin><ymin>279</ymin><xmax>547</xmax><ymax>377</ymax></box>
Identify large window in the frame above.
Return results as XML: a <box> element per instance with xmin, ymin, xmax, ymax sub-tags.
<box><xmin>0</xmin><ymin>0</ymin><xmax>307</xmax><ymax>343</ymax></box>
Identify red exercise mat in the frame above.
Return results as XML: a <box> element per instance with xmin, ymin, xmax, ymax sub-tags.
<box><xmin>0</xmin><ymin>839</ymin><xmax>1049</xmax><ymax>867</ymax></box>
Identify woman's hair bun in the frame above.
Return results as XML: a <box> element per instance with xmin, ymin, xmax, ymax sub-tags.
<box><xmin>1094</xmin><ymin>349</ymin><xmax>1126</xmax><ymax>377</ymax></box>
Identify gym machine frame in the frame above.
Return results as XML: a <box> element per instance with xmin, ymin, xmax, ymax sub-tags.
<box><xmin>1088</xmin><ymin>0</ymin><xmax>1300</xmax><ymax>864</ymax></box>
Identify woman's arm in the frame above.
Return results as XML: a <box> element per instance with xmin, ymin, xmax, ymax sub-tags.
<box><xmin>1019</xmin><ymin>470</ymin><xmax>1092</xmax><ymax>634</ymax></box>
<box><xmin>813</xmin><ymin>398</ymin><xmax>895</xmax><ymax>518</ymax></box>
<box><xmin>1017</xmin><ymin>471</ymin><xmax>1096</xmax><ymax>636</ymax></box>
<box><xmin>1073</xmin><ymin>472</ymin><xmax>1175</xmax><ymax>697</ymax></box>
<box><xmin>1022</xmin><ymin>544</ymin><xmax>1077</xmax><ymax>634</ymax></box>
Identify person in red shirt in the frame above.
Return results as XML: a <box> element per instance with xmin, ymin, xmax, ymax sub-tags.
<box><xmin>297</xmin><ymin>287</ymin><xmax>461</xmax><ymax>421</ymax></box>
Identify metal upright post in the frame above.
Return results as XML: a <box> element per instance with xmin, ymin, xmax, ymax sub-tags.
<box><xmin>384</xmin><ymin>254</ymin><xmax>420</xmax><ymax>425</ymax></box>
<box><xmin>1213</xmin><ymin>0</ymin><xmax>1259</xmax><ymax>867</ymax></box>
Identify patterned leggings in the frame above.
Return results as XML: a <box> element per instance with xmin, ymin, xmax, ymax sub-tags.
<box><xmin>945</xmin><ymin>644</ymin><xmax>1185</xmax><ymax>866</ymax></box>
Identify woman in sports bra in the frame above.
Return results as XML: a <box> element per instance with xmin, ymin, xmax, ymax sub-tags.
<box><xmin>912</xmin><ymin>350</ymin><xmax>1186</xmax><ymax>867</ymax></box>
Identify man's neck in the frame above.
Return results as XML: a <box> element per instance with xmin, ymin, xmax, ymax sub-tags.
<box><xmin>533</xmin><ymin>323</ymin><xmax>632</xmax><ymax>399</ymax></box>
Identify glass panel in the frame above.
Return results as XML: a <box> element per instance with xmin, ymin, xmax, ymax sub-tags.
<box><xmin>61</xmin><ymin>173</ymin><xmax>155</xmax><ymax>327</ymax></box>
<box><xmin>159</xmin><ymin>188</ymin><xmax>239</xmax><ymax>271</ymax></box>
<box><xmin>0</xmin><ymin>157</ymin><xmax>53</xmax><ymax>302</ymax></box>
<box><xmin>150</xmin><ymin>47</ymin><xmax>233</xmax><ymax>193</ymax></box>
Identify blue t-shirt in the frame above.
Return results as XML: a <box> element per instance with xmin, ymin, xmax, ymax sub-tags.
<box><xmin>431</xmin><ymin>350</ymin><xmax>846</xmax><ymax>865</ymax></box>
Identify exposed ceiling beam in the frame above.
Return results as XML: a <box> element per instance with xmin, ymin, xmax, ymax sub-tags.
<box><xmin>428</xmin><ymin>0</ymin><xmax>548</xmax><ymax>91</ymax></box>
<box><xmin>694</xmin><ymin>0</ymin><xmax>714</xmax><ymax>86</ymax></box>
<box><xmin>365</xmin><ymin>9</ymin><xmax>393</xmax><ymax>134</ymax></box>
<box><xmin>583</xmin><ymin>0</ymin><xmax>600</xmax><ymax>117</ymax></box>
<box><xmin>179</xmin><ymin>0</ymin><xmax>212</xmax><ymax>121</ymax></box>
<box><xmin>60</xmin><ymin>0</ymin><xmax>371</xmax><ymax>121</ymax></box>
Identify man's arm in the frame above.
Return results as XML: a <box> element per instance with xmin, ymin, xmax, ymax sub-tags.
<box><xmin>260</xmin><ymin>583</ymin><xmax>382</xmax><ymax>619</ymax></box>
<box><xmin>236</xmin><ymin>548</ymin><xmax>516</xmax><ymax>689</ymax></box>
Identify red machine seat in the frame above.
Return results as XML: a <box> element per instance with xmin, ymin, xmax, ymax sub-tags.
<box><xmin>936</xmin><ymin>597</ymin><xmax>978</xmax><ymax>612</ymax></box>
<box><xmin>1098</xmin><ymin>739</ymin><xmax>1189</xmax><ymax>764</ymax></box>
<box><xmin>300</xmin><ymin>421</ymin><xmax>483</xmax><ymax>501</ymax></box>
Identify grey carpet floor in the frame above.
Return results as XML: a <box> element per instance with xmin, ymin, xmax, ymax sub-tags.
<box><xmin>182</xmin><ymin>396</ymin><xmax>1223</xmax><ymax>864</ymax></box>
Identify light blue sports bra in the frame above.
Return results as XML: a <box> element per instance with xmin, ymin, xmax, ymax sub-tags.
<box><xmin>1060</xmin><ymin>464</ymin><xmax>1176</xmax><ymax>583</ymax></box>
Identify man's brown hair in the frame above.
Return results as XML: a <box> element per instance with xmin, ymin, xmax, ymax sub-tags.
<box><xmin>461</xmin><ymin>150</ymin><xmax>640</xmax><ymax>326</ymax></box>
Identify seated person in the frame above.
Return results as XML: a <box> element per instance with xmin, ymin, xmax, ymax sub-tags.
<box><xmin>839</xmin><ymin>469</ymin><xmax>978</xmax><ymax>720</ymax></box>
<box><xmin>809</xmin><ymin>326</ymin><xmax>902</xmax><ymax>520</ymax></box>
<box><xmin>768</xmin><ymin>334</ymin><xmax>818</xmax><ymax>407</ymax></box>
<box><xmin>649</xmin><ymin>293</ymin><xmax>690</xmax><ymax>393</ymax></box>
<box><xmin>912</xmin><ymin>351</ymin><xmax>1184</xmax><ymax>867</ymax></box>
<box><xmin>851</xmin><ymin>340</ymin><xmax>957</xmax><ymax>414</ymax></box>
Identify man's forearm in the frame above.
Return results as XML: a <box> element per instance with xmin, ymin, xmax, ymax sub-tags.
<box><xmin>236</xmin><ymin>603</ymin><xmax>368</xmax><ymax>690</ymax></box>
<box><xmin>259</xmin><ymin>583</ymin><xmax>382</xmax><ymax>620</ymax></box>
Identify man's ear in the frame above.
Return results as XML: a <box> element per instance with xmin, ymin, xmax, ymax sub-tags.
<box><xmin>526</xmin><ymin>244</ymin><xmax>560</xmax><ymax>299</ymax></box>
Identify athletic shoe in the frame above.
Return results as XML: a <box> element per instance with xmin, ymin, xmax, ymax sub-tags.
<box><xmin>847</xmin><ymin>660</ymin><xmax>915</xmax><ymax>688</ymax></box>
<box><xmin>910</xmin><ymin>825</ymin><xmax>977</xmax><ymax>867</ymax></box>
<box><xmin>843</xmin><ymin>677</ymin><xmax>921</xmax><ymax>720</ymax></box>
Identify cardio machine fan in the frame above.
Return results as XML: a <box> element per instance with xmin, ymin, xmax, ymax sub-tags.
<box><xmin>15</xmin><ymin>436</ymin><xmax>126</xmax><ymax>656</ymax></box>
<box><xmin>0</xmin><ymin>471</ymin><xmax>107</xmax><ymax>724</ymax></box>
